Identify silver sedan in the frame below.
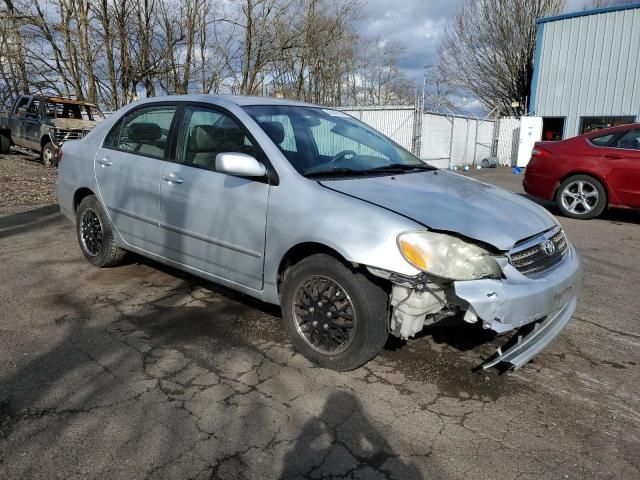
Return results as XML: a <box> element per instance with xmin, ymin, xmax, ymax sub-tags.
<box><xmin>56</xmin><ymin>95</ymin><xmax>582</xmax><ymax>371</ymax></box>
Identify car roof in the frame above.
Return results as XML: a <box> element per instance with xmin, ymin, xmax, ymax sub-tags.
<box><xmin>46</xmin><ymin>96</ymin><xmax>98</xmax><ymax>107</ymax></box>
<box><xmin>215</xmin><ymin>95</ymin><xmax>318</xmax><ymax>107</ymax></box>
<box><xmin>581</xmin><ymin>123</ymin><xmax>639</xmax><ymax>137</ymax></box>
<box><xmin>23</xmin><ymin>95</ymin><xmax>98</xmax><ymax>108</ymax></box>
<box><xmin>133</xmin><ymin>94</ymin><xmax>320</xmax><ymax>109</ymax></box>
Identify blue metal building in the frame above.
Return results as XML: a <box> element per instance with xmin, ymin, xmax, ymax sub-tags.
<box><xmin>529</xmin><ymin>3</ymin><xmax>640</xmax><ymax>140</ymax></box>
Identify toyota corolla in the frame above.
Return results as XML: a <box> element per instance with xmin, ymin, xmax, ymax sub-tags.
<box><xmin>56</xmin><ymin>95</ymin><xmax>583</xmax><ymax>371</ymax></box>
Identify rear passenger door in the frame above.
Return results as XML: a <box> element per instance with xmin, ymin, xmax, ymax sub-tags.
<box><xmin>157</xmin><ymin>104</ymin><xmax>270</xmax><ymax>291</ymax></box>
<box><xmin>95</xmin><ymin>103</ymin><xmax>178</xmax><ymax>252</ymax></box>
<box><xmin>599</xmin><ymin>128</ymin><xmax>640</xmax><ymax>207</ymax></box>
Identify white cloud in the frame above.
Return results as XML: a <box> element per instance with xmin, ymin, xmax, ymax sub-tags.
<box><xmin>356</xmin><ymin>0</ymin><xmax>464</xmax><ymax>81</ymax></box>
<box><xmin>357</xmin><ymin>0</ymin><xmax>594</xmax><ymax>83</ymax></box>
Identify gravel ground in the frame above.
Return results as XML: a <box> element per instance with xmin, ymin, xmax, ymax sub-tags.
<box><xmin>0</xmin><ymin>152</ymin><xmax>57</xmax><ymax>215</ymax></box>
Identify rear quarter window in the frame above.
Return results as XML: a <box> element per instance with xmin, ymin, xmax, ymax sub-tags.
<box><xmin>589</xmin><ymin>133</ymin><xmax>618</xmax><ymax>147</ymax></box>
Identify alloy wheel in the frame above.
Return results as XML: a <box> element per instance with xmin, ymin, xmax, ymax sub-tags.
<box><xmin>561</xmin><ymin>180</ymin><xmax>599</xmax><ymax>215</ymax></box>
<box><xmin>292</xmin><ymin>275</ymin><xmax>356</xmax><ymax>355</ymax></box>
<box><xmin>80</xmin><ymin>208</ymin><xmax>103</xmax><ymax>257</ymax></box>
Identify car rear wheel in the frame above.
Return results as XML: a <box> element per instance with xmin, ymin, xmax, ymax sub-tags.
<box><xmin>42</xmin><ymin>142</ymin><xmax>57</xmax><ymax>167</ymax></box>
<box><xmin>280</xmin><ymin>254</ymin><xmax>389</xmax><ymax>371</ymax></box>
<box><xmin>556</xmin><ymin>175</ymin><xmax>606</xmax><ymax>219</ymax></box>
<box><xmin>76</xmin><ymin>195</ymin><xmax>126</xmax><ymax>267</ymax></box>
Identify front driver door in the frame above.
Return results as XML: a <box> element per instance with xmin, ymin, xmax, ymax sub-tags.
<box><xmin>95</xmin><ymin>104</ymin><xmax>178</xmax><ymax>252</ymax></box>
<box><xmin>600</xmin><ymin>128</ymin><xmax>640</xmax><ymax>207</ymax></box>
<box><xmin>157</xmin><ymin>104</ymin><xmax>270</xmax><ymax>291</ymax></box>
<box><xmin>23</xmin><ymin>98</ymin><xmax>42</xmax><ymax>150</ymax></box>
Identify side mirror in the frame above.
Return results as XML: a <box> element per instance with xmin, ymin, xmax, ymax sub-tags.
<box><xmin>215</xmin><ymin>152</ymin><xmax>266</xmax><ymax>178</ymax></box>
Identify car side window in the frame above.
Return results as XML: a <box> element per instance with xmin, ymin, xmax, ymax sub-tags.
<box><xmin>26</xmin><ymin>99</ymin><xmax>41</xmax><ymax>118</ymax></box>
<box><xmin>104</xmin><ymin>105</ymin><xmax>177</xmax><ymax>159</ymax></box>
<box><xmin>176</xmin><ymin>105</ymin><xmax>258</xmax><ymax>170</ymax></box>
<box><xmin>14</xmin><ymin>97</ymin><xmax>30</xmax><ymax>116</ymax></box>
<box><xmin>589</xmin><ymin>133</ymin><xmax>617</xmax><ymax>147</ymax></box>
<box><xmin>613</xmin><ymin>129</ymin><xmax>640</xmax><ymax>151</ymax></box>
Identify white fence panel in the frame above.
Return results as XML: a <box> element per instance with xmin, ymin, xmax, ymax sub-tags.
<box><xmin>464</xmin><ymin>119</ymin><xmax>477</xmax><ymax>165</ymax></box>
<box><xmin>449</xmin><ymin>117</ymin><xmax>469</xmax><ymax>166</ymax></box>
<box><xmin>472</xmin><ymin>120</ymin><xmax>495</xmax><ymax>165</ymax></box>
<box><xmin>340</xmin><ymin>106</ymin><xmax>415</xmax><ymax>152</ymax></box>
<box><xmin>339</xmin><ymin>106</ymin><xmax>518</xmax><ymax>169</ymax></box>
<box><xmin>420</xmin><ymin>113</ymin><xmax>451</xmax><ymax>168</ymax></box>
<box><xmin>496</xmin><ymin>117</ymin><xmax>520</xmax><ymax>166</ymax></box>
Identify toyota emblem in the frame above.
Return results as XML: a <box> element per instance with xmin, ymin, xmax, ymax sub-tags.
<box><xmin>542</xmin><ymin>240</ymin><xmax>556</xmax><ymax>256</ymax></box>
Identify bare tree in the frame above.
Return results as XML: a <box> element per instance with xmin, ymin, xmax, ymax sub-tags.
<box><xmin>422</xmin><ymin>65</ymin><xmax>455</xmax><ymax>112</ymax></box>
<box><xmin>268</xmin><ymin>0</ymin><xmax>362</xmax><ymax>105</ymax></box>
<box><xmin>1</xmin><ymin>0</ymin><xmax>30</xmax><ymax>96</ymax></box>
<box><xmin>584</xmin><ymin>0</ymin><xmax>635</xmax><ymax>8</ymax></box>
<box><xmin>0</xmin><ymin>0</ymin><xmax>415</xmax><ymax>109</ymax></box>
<box><xmin>438</xmin><ymin>0</ymin><xmax>565</xmax><ymax>115</ymax></box>
<box><xmin>91</xmin><ymin>1</ymin><xmax>119</xmax><ymax>109</ymax></box>
<box><xmin>353</xmin><ymin>39</ymin><xmax>414</xmax><ymax>106</ymax></box>
<box><xmin>234</xmin><ymin>0</ymin><xmax>301</xmax><ymax>95</ymax></box>
<box><xmin>0</xmin><ymin>5</ymin><xmax>21</xmax><ymax>105</ymax></box>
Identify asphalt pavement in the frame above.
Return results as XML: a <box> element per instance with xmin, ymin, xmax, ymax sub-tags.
<box><xmin>0</xmin><ymin>164</ymin><xmax>638</xmax><ymax>479</ymax></box>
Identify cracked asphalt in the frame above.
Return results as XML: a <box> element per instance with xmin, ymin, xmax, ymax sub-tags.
<box><xmin>0</xmin><ymin>163</ymin><xmax>639</xmax><ymax>479</ymax></box>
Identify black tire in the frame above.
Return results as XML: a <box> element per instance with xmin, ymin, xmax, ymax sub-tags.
<box><xmin>280</xmin><ymin>254</ymin><xmax>389</xmax><ymax>371</ymax></box>
<box><xmin>556</xmin><ymin>174</ymin><xmax>607</xmax><ymax>219</ymax></box>
<box><xmin>0</xmin><ymin>133</ymin><xmax>10</xmax><ymax>154</ymax></box>
<box><xmin>76</xmin><ymin>195</ymin><xmax>126</xmax><ymax>267</ymax></box>
<box><xmin>41</xmin><ymin>141</ymin><xmax>57</xmax><ymax>167</ymax></box>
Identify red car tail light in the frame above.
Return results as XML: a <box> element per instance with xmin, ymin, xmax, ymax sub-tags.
<box><xmin>531</xmin><ymin>147</ymin><xmax>551</xmax><ymax>158</ymax></box>
<box><xmin>56</xmin><ymin>146</ymin><xmax>63</xmax><ymax>165</ymax></box>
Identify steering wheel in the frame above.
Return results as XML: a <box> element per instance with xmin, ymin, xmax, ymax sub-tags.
<box><xmin>328</xmin><ymin>149</ymin><xmax>358</xmax><ymax>165</ymax></box>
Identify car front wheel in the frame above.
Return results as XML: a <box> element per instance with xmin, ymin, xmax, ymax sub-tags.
<box><xmin>280</xmin><ymin>254</ymin><xmax>389</xmax><ymax>371</ymax></box>
<box><xmin>556</xmin><ymin>174</ymin><xmax>607</xmax><ymax>219</ymax></box>
<box><xmin>76</xmin><ymin>195</ymin><xmax>126</xmax><ymax>267</ymax></box>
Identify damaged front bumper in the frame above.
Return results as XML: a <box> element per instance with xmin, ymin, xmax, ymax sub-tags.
<box><xmin>455</xmin><ymin>244</ymin><xmax>583</xmax><ymax>369</ymax></box>
<box><xmin>454</xmin><ymin>244</ymin><xmax>582</xmax><ymax>333</ymax></box>
<box><xmin>481</xmin><ymin>297</ymin><xmax>576</xmax><ymax>369</ymax></box>
<box><xmin>371</xmin><ymin>243</ymin><xmax>583</xmax><ymax>370</ymax></box>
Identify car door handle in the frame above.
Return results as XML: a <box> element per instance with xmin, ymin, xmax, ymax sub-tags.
<box><xmin>604</xmin><ymin>154</ymin><xmax>623</xmax><ymax>159</ymax></box>
<box><xmin>97</xmin><ymin>158</ymin><xmax>112</xmax><ymax>167</ymax></box>
<box><xmin>162</xmin><ymin>173</ymin><xmax>184</xmax><ymax>184</ymax></box>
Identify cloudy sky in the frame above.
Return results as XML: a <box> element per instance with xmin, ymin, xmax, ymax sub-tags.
<box><xmin>358</xmin><ymin>0</ymin><xmax>592</xmax><ymax>83</ymax></box>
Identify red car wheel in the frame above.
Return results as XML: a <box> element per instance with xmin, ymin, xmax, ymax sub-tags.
<box><xmin>556</xmin><ymin>175</ymin><xmax>607</xmax><ymax>219</ymax></box>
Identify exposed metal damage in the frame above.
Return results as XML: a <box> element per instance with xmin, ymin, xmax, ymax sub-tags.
<box><xmin>368</xmin><ymin>241</ymin><xmax>583</xmax><ymax>370</ymax></box>
<box><xmin>482</xmin><ymin>298</ymin><xmax>576</xmax><ymax>370</ymax></box>
<box><xmin>367</xmin><ymin>266</ymin><xmax>456</xmax><ymax>339</ymax></box>
<box><xmin>390</xmin><ymin>285</ymin><xmax>448</xmax><ymax>339</ymax></box>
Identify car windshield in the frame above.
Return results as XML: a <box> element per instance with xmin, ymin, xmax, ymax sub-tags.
<box><xmin>44</xmin><ymin>101</ymin><xmax>104</xmax><ymax>121</ymax></box>
<box><xmin>243</xmin><ymin>105</ymin><xmax>433</xmax><ymax>176</ymax></box>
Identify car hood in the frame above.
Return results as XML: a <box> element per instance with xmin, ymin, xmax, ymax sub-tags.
<box><xmin>319</xmin><ymin>170</ymin><xmax>557</xmax><ymax>251</ymax></box>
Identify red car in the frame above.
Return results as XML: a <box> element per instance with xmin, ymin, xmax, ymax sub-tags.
<box><xmin>523</xmin><ymin>124</ymin><xmax>640</xmax><ymax>219</ymax></box>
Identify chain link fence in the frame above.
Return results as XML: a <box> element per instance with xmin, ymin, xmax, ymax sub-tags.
<box><xmin>340</xmin><ymin>105</ymin><xmax>520</xmax><ymax>168</ymax></box>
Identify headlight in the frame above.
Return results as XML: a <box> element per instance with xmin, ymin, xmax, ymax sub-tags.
<box><xmin>397</xmin><ymin>231</ymin><xmax>502</xmax><ymax>280</ymax></box>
